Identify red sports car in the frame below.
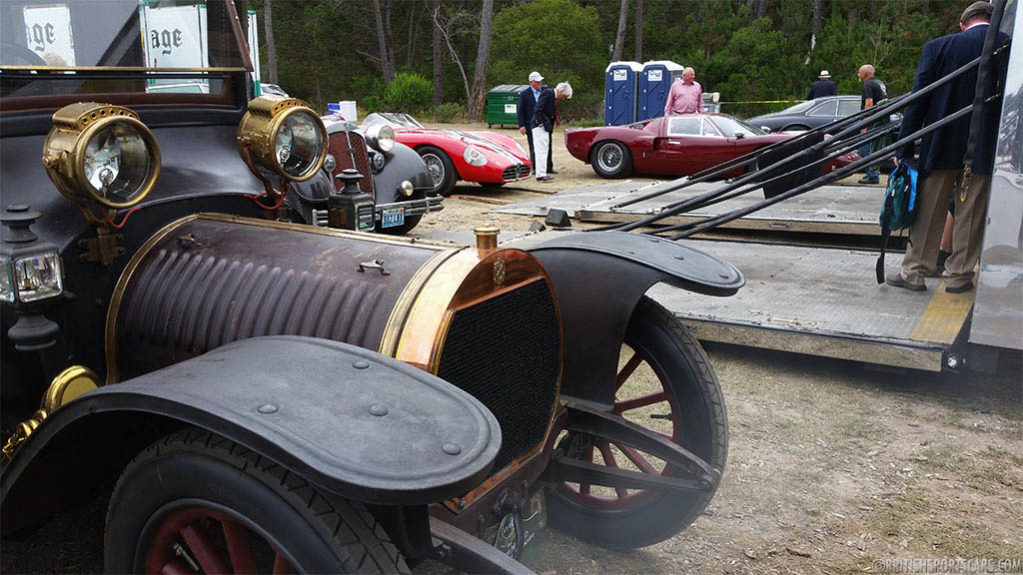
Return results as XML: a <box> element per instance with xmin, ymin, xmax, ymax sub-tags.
<box><xmin>566</xmin><ymin>113</ymin><xmax>855</xmax><ymax>179</ymax></box>
<box><xmin>363</xmin><ymin>113</ymin><xmax>532</xmax><ymax>196</ymax></box>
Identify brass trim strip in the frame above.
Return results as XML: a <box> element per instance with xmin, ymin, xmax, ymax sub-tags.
<box><xmin>104</xmin><ymin>214</ymin><xmax>201</xmax><ymax>384</ymax></box>
<box><xmin>378</xmin><ymin>249</ymin><xmax>462</xmax><ymax>357</ymax></box>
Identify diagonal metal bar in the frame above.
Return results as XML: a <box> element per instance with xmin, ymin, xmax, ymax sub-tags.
<box><xmin>547</xmin><ymin>455</ymin><xmax>710</xmax><ymax>493</ymax></box>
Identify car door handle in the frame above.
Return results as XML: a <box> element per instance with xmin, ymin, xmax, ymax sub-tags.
<box><xmin>668</xmin><ymin>140</ymin><xmax>681</xmax><ymax>145</ymax></box>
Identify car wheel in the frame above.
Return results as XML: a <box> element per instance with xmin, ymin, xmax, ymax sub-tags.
<box><xmin>105</xmin><ymin>427</ymin><xmax>410</xmax><ymax>574</ymax></box>
<box><xmin>590</xmin><ymin>141</ymin><xmax>633</xmax><ymax>178</ymax></box>
<box><xmin>783</xmin><ymin>124</ymin><xmax>810</xmax><ymax>131</ymax></box>
<box><xmin>416</xmin><ymin>146</ymin><xmax>457</xmax><ymax>197</ymax></box>
<box><xmin>547</xmin><ymin>296</ymin><xmax>728</xmax><ymax>549</ymax></box>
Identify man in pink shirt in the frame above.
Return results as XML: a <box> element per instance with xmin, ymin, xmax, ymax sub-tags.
<box><xmin>664</xmin><ymin>67</ymin><xmax>704</xmax><ymax>116</ymax></box>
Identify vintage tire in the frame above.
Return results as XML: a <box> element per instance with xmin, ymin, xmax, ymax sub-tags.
<box><xmin>782</xmin><ymin>124</ymin><xmax>810</xmax><ymax>132</ymax></box>
<box><xmin>417</xmin><ymin>146</ymin><xmax>457</xmax><ymax>197</ymax></box>
<box><xmin>548</xmin><ymin>296</ymin><xmax>728</xmax><ymax>549</ymax></box>
<box><xmin>105</xmin><ymin>427</ymin><xmax>410</xmax><ymax>574</ymax></box>
<box><xmin>590</xmin><ymin>141</ymin><xmax>633</xmax><ymax>178</ymax></box>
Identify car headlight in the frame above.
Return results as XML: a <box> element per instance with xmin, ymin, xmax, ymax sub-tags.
<box><xmin>400</xmin><ymin>180</ymin><xmax>415</xmax><ymax>197</ymax></box>
<box><xmin>323</xmin><ymin>153</ymin><xmax>337</xmax><ymax>173</ymax></box>
<box><xmin>463</xmin><ymin>146</ymin><xmax>488</xmax><ymax>166</ymax></box>
<box><xmin>365</xmin><ymin>124</ymin><xmax>395</xmax><ymax>153</ymax></box>
<box><xmin>370</xmin><ymin>149</ymin><xmax>386</xmax><ymax>172</ymax></box>
<box><xmin>0</xmin><ymin>252</ymin><xmax>63</xmax><ymax>303</ymax></box>
<box><xmin>237</xmin><ymin>96</ymin><xmax>327</xmax><ymax>182</ymax></box>
<box><xmin>42</xmin><ymin>103</ymin><xmax>161</xmax><ymax>209</ymax></box>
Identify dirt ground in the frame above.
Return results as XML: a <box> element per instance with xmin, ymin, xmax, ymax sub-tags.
<box><xmin>2</xmin><ymin>123</ymin><xmax>1021</xmax><ymax>574</ymax></box>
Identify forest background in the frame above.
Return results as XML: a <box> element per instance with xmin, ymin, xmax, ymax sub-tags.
<box><xmin>254</xmin><ymin>0</ymin><xmax>971</xmax><ymax>123</ymax></box>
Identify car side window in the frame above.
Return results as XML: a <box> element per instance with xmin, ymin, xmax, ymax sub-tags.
<box><xmin>668</xmin><ymin>117</ymin><xmax>703</xmax><ymax>136</ymax></box>
<box><xmin>838</xmin><ymin>99</ymin><xmax>860</xmax><ymax>117</ymax></box>
<box><xmin>700</xmin><ymin>118</ymin><xmax>722</xmax><ymax>136</ymax></box>
<box><xmin>809</xmin><ymin>100</ymin><xmax>838</xmax><ymax>117</ymax></box>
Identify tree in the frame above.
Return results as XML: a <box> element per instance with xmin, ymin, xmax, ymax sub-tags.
<box><xmin>263</xmin><ymin>0</ymin><xmax>277</xmax><ymax>84</ymax></box>
<box><xmin>432</xmin><ymin>0</ymin><xmax>442</xmax><ymax>105</ymax></box>
<box><xmin>634</xmin><ymin>0</ymin><xmax>643</xmax><ymax>61</ymax></box>
<box><xmin>612</xmin><ymin>0</ymin><xmax>629</xmax><ymax>62</ymax></box>
<box><xmin>468</xmin><ymin>0</ymin><xmax>494</xmax><ymax>122</ymax></box>
<box><xmin>371</xmin><ymin>0</ymin><xmax>395</xmax><ymax>82</ymax></box>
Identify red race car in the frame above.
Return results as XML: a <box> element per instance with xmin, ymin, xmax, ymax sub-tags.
<box><xmin>363</xmin><ymin>113</ymin><xmax>532</xmax><ymax>196</ymax></box>
<box><xmin>566</xmin><ymin>113</ymin><xmax>856</xmax><ymax>179</ymax></box>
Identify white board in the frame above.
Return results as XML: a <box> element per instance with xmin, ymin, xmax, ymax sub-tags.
<box><xmin>23</xmin><ymin>4</ymin><xmax>76</xmax><ymax>66</ymax></box>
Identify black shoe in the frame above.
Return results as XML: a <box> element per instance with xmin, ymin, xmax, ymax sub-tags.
<box><xmin>858</xmin><ymin>176</ymin><xmax>880</xmax><ymax>185</ymax></box>
<box><xmin>548</xmin><ymin>169</ymin><xmax>558</xmax><ymax>174</ymax></box>
<box><xmin>885</xmin><ymin>273</ymin><xmax>926</xmax><ymax>291</ymax></box>
<box><xmin>945</xmin><ymin>282</ymin><xmax>974</xmax><ymax>294</ymax></box>
<box><xmin>537</xmin><ymin>176</ymin><xmax>554</xmax><ymax>182</ymax></box>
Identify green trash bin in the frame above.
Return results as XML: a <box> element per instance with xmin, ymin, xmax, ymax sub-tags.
<box><xmin>486</xmin><ymin>85</ymin><xmax>530</xmax><ymax>128</ymax></box>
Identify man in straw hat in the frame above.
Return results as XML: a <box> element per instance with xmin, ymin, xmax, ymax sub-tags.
<box><xmin>806</xmin><ymin>70</ymin><xmax>837</xmax><ymax>100</ymax></box>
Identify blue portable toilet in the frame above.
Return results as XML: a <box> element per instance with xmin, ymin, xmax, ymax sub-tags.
<box><xmin>639</xmin><ymin>60</ymin><xmax>684</xmax><ymax>121</ymax></box>
<box><xmin>604</xmin><ymin>61</ymin><xmax>643</xmax><ymax>125</ymax></box>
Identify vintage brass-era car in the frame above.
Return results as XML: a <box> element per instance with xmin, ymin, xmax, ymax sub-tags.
<box><xmin>0</xmin><ymin>1</ymin><xmax>740</xmax><ymax>572</ymax></box>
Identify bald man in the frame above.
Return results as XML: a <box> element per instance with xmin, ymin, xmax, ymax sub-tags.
<box><xmin>857</xmin><ymin>64</ymin><xmax>887</xmax><ymax>184</ymax></box>
<box><xmin>664</xmin><ymin>67</ymin><xmax>704</xmax><ymax>116</ymax></box>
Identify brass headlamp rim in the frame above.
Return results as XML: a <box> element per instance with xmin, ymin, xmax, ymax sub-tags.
<box><xmin>238</xmin><ymin>98</ymin><xmax>328</xmax><ymax>183</ymax></box>
<box><xmin>69</xmin><ymin>114</ymin><xmax>162</xmax><ymax>209</ymax></box>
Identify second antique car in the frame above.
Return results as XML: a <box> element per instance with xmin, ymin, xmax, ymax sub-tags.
<box><xmin>0</xmin><ymin>1</ymin><xmax>740</xmax><ymax>572</ymax></box>
<box><xmin>363</xmin><ymin>112</ymin><xmax>533</xmax><ymax>196</ymax></box>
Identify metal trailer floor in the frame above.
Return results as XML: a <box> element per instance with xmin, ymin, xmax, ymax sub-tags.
<box><xmin>493</xmin><ymin>179</ymin><xmax>887</xmax><ymax>236</ymax></box>
<box><xmin>651</xmin><ymin>240</ymin><xmax>975</xmax><ymax>371</ymax></box>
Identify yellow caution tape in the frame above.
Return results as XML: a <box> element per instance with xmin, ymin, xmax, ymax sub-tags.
<box><xmin>720</xmin><ymin>100</ymin><xmax>806</xmax><ymax>105</ymax></box>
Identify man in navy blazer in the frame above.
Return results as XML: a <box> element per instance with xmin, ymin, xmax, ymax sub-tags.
<box><xmin>518</xmin><ymin>72</ymin><xmax>555</xmax><ymax>175</ymax></box>
<box><xmin>530</xmin><ymin>82</ymin><xmax>573</xmax><ymax>181</ymax></box>
<box><xmin>886</xmin><ymin>1</ymin><xmax>1005</xmax><ymax>293</ymax></box>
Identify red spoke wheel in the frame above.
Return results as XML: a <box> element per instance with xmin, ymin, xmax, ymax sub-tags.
<box><xmin>549</xmin><ymin>296</ymin><xmax>729</xmax><ymax>549</ymax></box>
<box><xmin>105</xmin><ymin>428</ymin><xmax>410</xmax><ymax>574</ymax></box>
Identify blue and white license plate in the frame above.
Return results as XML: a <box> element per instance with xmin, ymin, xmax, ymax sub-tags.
<box><xmin>381</xmin><ymin>208</ymin><xmax>405</xmax><ymax>228</ymax></box>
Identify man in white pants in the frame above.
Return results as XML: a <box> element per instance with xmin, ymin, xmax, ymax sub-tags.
<box><xmin>531</xmin><ymin>82</ymin><xmax>573</xmax><ymax>181</ymax></box>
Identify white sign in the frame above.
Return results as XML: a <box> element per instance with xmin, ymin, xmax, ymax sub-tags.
<box><xmin>647</xmin><ymin>69</ymin><xmax>662</xmax><ymax>82</ymax></box>
<box><xmin>23</xmin><ymin>4</ymin><xmax>76</xmax><ymax>66</ymax></box>
<box><xmin>504</xmin><ymin>104</ymin><xmax>517</xmax><ymax>114</ymax></box>
<box><xmin>613</xmin><ymin>69</ymin><xmax>628</xmax><ymax>81</ymax></box>
<box><xmin>140</xmin><ymin>3</ymin><xmax>208</xmax><ymax>93</ymax></box>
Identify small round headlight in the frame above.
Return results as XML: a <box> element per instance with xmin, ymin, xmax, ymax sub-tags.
<box><xmin>323</xmin><ymin>153</ymin><xmax>337</xmax><ymax>174</ymax></box>
<box><xmin>43</xmin><ymin>103</ymin><xmax>161</xmax><ymax>209</ymax></box>
<box><xmin>400</xmin><ymin>180</ymin><xmax>415</xmax><ymax>197</ymax></box>
<box><xmin>365</xmin><ymin>124</ymin><xmax>395</xmax><ymax>153</ymax></box>
<box><xmin>237</xmin><ymin>97</ymin><xmax>327</xmax><ymax>182</ymax></box>
<box><xmin>463</xmin><ymin>145</ymin><xmax>488</xmax><ymax>166</ymax></box>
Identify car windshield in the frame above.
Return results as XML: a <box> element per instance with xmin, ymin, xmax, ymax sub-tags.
<box><xmin>363</xmin><ymin>113</ymin><xmax>424</xmax><ymax>128</ymax></box>
<box><xmin>710</xmin><ymin>115</ymin><xmax>766</xmax><ymax>137</ymax></box>
<box><xmin>1</xmin><ymin>0</ymin><xmax>251</xmax><ymax>105</ymax></box>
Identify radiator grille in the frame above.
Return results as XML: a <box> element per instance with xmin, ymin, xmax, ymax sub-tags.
<box><xmin>327</xmin><ymin>130</ymin><xmax>374</xmax><ymax>196</ymax></box>
<box><xmin>436</xmin><ymin>280</ymin><xmax>560</xmax><ymax>472</ymax></box>
<box><xmin>501</xmin><ymin>164</ymin><xmax>532</xmax><ymax>181</ymax></box>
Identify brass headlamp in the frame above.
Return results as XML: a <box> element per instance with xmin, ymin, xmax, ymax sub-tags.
<box><xmin>42</xmin><ymin>103</ymin><xmax>161</xmax><ymax>211</ymax></box>
<box><xmin>236</xmin><ymin>96</ymin><xmax>327</xmax><ymax>183</ymax></box>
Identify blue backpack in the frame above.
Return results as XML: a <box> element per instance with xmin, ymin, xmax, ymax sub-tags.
<box><xmin>875</xmin><ymin>160</ymin><xmax>918</xmax><ymax>283</ymax></box>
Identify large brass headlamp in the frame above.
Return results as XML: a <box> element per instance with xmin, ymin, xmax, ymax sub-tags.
<box><xmin>236</xmin><ymin>96</ymin><xmax>327</xmax><ymax>182</ymax></box>
<box><xmin>42</xmin><ymin>103</ymin><xmax>161</xmax><ymax>210</ymax></box>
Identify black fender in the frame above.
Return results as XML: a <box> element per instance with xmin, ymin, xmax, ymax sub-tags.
<box><xmin>1</xmin><ymin>336</ymin><xmax>499</xmax><ymax>533</ymax></box>
<box><xmin>508</xmin><ymin>230</ymin><xmax>744</xmax><ymax>409</ymax></box>
<box><xmin>373</xmin><ymin>142</ymin><xmax>434</xmax><ymax>202</ymax></box>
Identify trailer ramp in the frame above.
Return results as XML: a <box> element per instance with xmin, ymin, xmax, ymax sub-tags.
<box><xmin>651</xmin><ymin>240</ymin><xmax>974</xmax><ymax>371</ymax></box>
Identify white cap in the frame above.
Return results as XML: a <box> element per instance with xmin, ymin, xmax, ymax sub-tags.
<box><xmin>819</xmin><ymin>70</ymin><xmax>831</xmax><ymax>78</ymax></box>
<box><xmin>528</xmin><ymin>71</ymin><xmax>544</xmax><ymax>82</ymax></box>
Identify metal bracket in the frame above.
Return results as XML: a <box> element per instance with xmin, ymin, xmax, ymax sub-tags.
<box><xmin>357</xmin><ymin>259</ymin><xmax>390</xmax><ymax>275</ymax></box>
<box><xmin>78</xmin><ymin>232</ymin><xmax>124</xmax><ymax>266</ymax></box>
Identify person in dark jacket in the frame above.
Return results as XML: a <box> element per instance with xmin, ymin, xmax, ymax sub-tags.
<box><xmin>806</xmin><ymin>70</ymin><xmax>837</xmax><ymax>100</ymax></box>
<box><xmin>531</xmin><ymin>82</ymin><xmax>573</xmax><ymax>181</ymax></box>
<box><xmin>885</xmin><ymin>1</ymin><xmax>1006</xmax><ymax>293</ymax></box>
<box><xmin>517</xmin><ymin>71</ymin><xmax>555</xmax><ymax>175</ymax></box>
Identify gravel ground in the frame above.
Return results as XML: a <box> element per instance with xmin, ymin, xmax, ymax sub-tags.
<box><xmin>3</xmin><ymin>123</ymin><xmax>1021</xmax><ymax>574</ymax></box>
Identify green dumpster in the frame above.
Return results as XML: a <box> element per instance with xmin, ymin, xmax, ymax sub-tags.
<box><xmin>486</xmin><ymin>85</ymin><xmax>530</xmax><ymax>128</ymax></box>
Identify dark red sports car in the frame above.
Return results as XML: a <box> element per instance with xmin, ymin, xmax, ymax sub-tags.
<box><xmin>566</xmin><ymin>113</ymin><xmax>852</xmax><ymax>179</ymax></box>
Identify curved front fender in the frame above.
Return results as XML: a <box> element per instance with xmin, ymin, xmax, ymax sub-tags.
<box><xmin>508</xmin><ymin>231</ymin><xmax>744</xmax><ymax>408</ymax></box>
<box><xmin>2</xmin><ymin>337</ymin><xmax>500</xmax><ymax>518</ymax></box>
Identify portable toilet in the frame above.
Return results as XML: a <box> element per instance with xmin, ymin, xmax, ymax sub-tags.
<box><xmin>604</xmin><ymin>61</ymin><xmax>643</xmax><ymax>125</ymax></box>
<box><xmin>639</xmin><ymin>60</ymin><xmax>684</xmax><ymax>121</ymax></box>
<box><xmin>486</xmin><ymin>85</ymin><xmax>530</xmax><ymax>128</ymax></box>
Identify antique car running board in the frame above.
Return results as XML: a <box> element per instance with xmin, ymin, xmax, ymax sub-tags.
<box><xmin>428</xmin><ymin>517</ymin><xmax>535</xmax><ymax>575</ymax></box>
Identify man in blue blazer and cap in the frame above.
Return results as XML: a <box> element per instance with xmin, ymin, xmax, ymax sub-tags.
<box><xmin>886</xmin><ymin>1</ymin><xmax>1003</xmax><ymax>293</ymax></box>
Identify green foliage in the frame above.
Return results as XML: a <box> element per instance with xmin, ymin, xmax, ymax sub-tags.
<box><xmin>430</xmin><ymin>102</ymin><xmax>465</xmax><ymax>123</ymax></box>
<box><xmin>382</xmin><ymin>73</ymin><xmax>433</xmax><ymax>113</ymax></box>
<box><xmin>490</xmin><ymin>0</ymin><xmax>605</xmax><ymax>120</ymax></box>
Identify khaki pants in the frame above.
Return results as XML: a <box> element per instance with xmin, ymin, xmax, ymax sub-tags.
<box><xmin>900</xmin><ymin>169</ymin><xmax>990</xmax><ymax>288</ymax></box>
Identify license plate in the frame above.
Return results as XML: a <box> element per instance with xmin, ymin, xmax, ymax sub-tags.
<box><xmin>381</xmin><ymin>208</ymin><xmax>405</xmax><ymax>228</ymax></box>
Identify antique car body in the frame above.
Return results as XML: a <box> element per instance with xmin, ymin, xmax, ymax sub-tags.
<box><xmin>363</xmin><ymin>112</ymin><xmax>533</xmax><ymax>196</ymax></box>
<box><xmin>0</xmin><ymin>1</ymin><xmax>739</xmax><ymax>572</ymax></box>
<box><xmin>566</xmin><ymin>113</ymin><xmax>857</xmax><ymax>179</ymax></box>
<box><xmin>746</xmin><ymin>95</ymin><xmax>863</xmax><ymax>133</ymax></box>
<box><xmin>287</xmin><ymin>114</ymin><xmax>441</xmax><ymax>234</ymax></box>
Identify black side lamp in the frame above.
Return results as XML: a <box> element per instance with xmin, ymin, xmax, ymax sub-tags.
<box><xmin>328</xmin><ymin>168</ymin><xmax>375</xmax><ymax>232</ymax></box>
<box><xmin>1</xmin><ymin>205</ymin><xmax>62</xmax><ymax>351</ymax></box>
